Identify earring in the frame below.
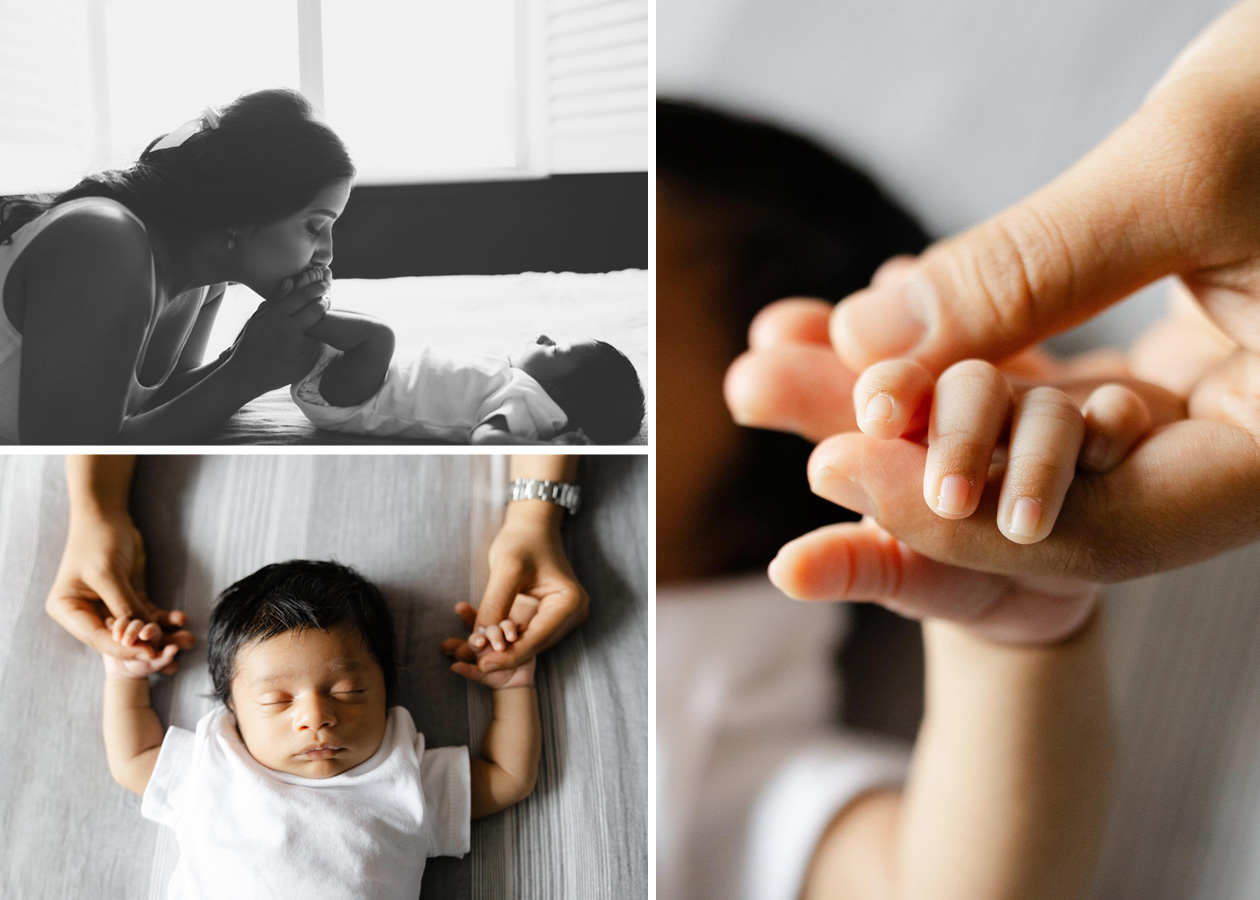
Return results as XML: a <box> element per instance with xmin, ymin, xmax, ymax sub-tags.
<box><xmin>227</xmin><ymin>232</ymin><xmax>237</xmax><ymax>250</ymax></box>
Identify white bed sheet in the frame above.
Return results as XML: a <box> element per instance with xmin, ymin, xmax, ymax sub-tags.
<box><xmin>205</xmin><ymin>270</ymin><xmax>649</xmax><ymax>444</ymax></box>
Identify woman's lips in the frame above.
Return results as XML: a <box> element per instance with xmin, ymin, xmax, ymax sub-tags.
<box><xmin>298</xmin><ymin>745</ymin><xmax>342</xmax><ymax>759</ymax></box>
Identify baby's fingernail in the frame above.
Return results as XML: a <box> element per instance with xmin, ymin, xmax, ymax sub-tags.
<box><xmin>1008</xmin><ymin>497</ymin><xmax>1042</xmax><ymax>538</ymax></box>
<box><xmin>936</xmin><ymin>475</ymin><xmax>971</xmax><ymax>516</ymax></box>
<box><xmin>861</xmin><ymin>392</ymin><xmax>895</xmax><ymax>425</ymax></box>
<box><xmin>834</xmin><ymin>278</ymin><xmax>929</xmax><ymax>366</ymax></box>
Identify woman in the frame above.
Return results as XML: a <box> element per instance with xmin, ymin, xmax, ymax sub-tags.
<box><xmin>0</xmin><ymin>88</ymin><xmax>353</xmax><ymax>443</ymax></box>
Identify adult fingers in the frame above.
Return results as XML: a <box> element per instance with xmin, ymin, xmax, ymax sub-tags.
<box><xmin>475</xmin><ymin>561</ymin><xmax>526</xmax><ymax>634</ymax></box>
<box><xmin>56</xmin><ymin>602</ymin><xmax>151</xmax><ymax>660</ymax></box>
<box><xmin>828</xmin><ymin>102</ymin><xmax>1198</xmax><ymax>375</ymax></box>
<box><xmin>748</xmin><ymin>297</ymin><xmax>834</xmax><ymax>349</ymax></box>
<box><xmin>769</xmin><ymin>519</ymin><xmax>1098</xmax><ymax>645</ymax></box>
<box><xmin>725</xmin><ymin>345</ymin><xmax>858</xmax><ymax>441</ymax></box>
<box><xmin>807</xmin><ymin>422</ymin><xmax>1260</xmax><ymax>582</ymax></box>
<box><xmin>87</xmin><ymin>567</ymin><xmax>144</xmax><ymax>624</ymax></box>
<box><xmin>453</xmin><ymin>602</ymin><xmax>478</xmax><ymax>630</ymax></box>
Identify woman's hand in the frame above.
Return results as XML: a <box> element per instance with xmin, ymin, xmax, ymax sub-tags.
<box><xmin>442</xmin><ymin>602</ymin><xmax>539</xmax><ymax>688</ymax></box>
<box><xmin>45</xmin><ymin>508</ymin><xmax>193</xmax><ymax>672</ymax></box>
<box><xmin>225</xmin><ymin>268</ymin><xmax>331</xmax><ymax>394</ymax></box>
<box><xmin>727</xmin><ymin>1</ymin><xmax>1260</xmax><ymax>582</ymax></box>
<box><xmin>460</xmin><ymin>507</ymin><xmax>588</xmax><ymax>671</ymax></box>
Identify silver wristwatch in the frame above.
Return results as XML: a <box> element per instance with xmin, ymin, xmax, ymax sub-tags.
<box><xmin>508</xmin><ymin>478</ymin><xmax>581</xmax><ymax>515</ymax></box>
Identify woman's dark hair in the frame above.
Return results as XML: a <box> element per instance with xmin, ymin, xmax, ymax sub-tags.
<box><xmin>0</xmin><ymin>88</ymin><xmax>354</xmax><ymax>244</ymax></box>
<box><xmin>658</xmin><ymin>98</ymin><xmax>930</xmax><ymax>574</ymax></box>
<box><xmin>208</xmin><ymin>560</ymin><xmax>397</xmax><ymax>707</ymax></box>
<box><xmin>552</xmin><ymin>341</ymin><xmax>645</xmax><ymax>443</ymax></box>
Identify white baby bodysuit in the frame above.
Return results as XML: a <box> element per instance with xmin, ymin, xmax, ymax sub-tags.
<box><xmin>141</xmin><ymin>705</ymin><xmax>470</xmax><ymax>900</ymax></box>
<box><xmin>291</xmin><ymin>344</ymin><xmax>569</xmax><ymax>441</ymax></box>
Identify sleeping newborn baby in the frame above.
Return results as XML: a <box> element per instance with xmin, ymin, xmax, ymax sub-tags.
<box><xmin>100</xmin><ymin>560</ymin><xmax>539</xmax><ymax>900</ymax></box>
<box><xmin>290</xmin><ymin>267</ymin><xmax>645</xmax><ymax>444</ymax></box>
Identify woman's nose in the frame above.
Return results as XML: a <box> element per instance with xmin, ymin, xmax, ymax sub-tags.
<box><xmin>311</xmin><ymin>237</ymin><xmax>334</xmax><ymax>269</ymax></box>
<box><xmin>295</xmin><ymin>695</ymin><xmax>336</xmax><ymax>731</ymax></box>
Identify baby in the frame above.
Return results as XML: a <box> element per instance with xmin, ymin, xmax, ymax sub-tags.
<box><xmin>100</xmin><ymin>560</ymin><xmax>538</xmax><ymax>900</ymax></box>
<box><xmin>288</xmin><ymin>267</ymin><xmax>645</xmax><ymax>445</ymax></box>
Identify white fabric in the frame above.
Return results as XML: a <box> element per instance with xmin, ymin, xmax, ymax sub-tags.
<box><xmin>291</xmin><ymin>343</ymin><xmax>568</xmax><ymax>441</ymax></box>
<box><xmin>656</xmin><ymin>575</ymin><xmax>910</xmax><ymax>900</ymax></box>
<box><xmin>141</xmin><ymin>704</ymin><xmax>471</xmax><ymax>900</ymax></box>
<box><xmin>0</xmin><ymin>196</ymin><xmax>203</xmax><ymax>444</ymax></box>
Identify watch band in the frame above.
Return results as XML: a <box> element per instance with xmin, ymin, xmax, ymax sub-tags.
<box><xmin>508</xmin><ymin>478</ymin><xmax>581</xmax><ymax>515</ymax></box>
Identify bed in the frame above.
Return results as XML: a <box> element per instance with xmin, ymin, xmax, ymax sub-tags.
<box><xmin>0</xmin><ymin>455</ymin><xmax>647</xmax><ymax>899</ymax></box>
<box><xmin>204</xmin><ymin>270</ymin><xmax>650</xmax><ymax>445</ymax></box>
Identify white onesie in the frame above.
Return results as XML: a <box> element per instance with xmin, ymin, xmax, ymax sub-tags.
<box><xmin>142</xmin><ymin>705</ymin><xmax>470</xmax><ymax>900</ymax></box>
<box><xmin>292</xmin><ymin>344</ymin><xmax>569</xmax><ymax>441</ymax></box>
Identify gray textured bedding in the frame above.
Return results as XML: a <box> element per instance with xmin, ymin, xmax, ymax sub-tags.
<box><xmin>0</xmin><ymin>454</ymin><xmax>647</xmax><ymax>899</ymax></box>
<box><xmin>206</xmin><ymin>271</ymin><xmax>650</xmax><ymax>445</ymax></box>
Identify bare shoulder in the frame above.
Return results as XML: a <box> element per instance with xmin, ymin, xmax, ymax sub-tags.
<box><xmin>25</xmin><ymin>201</ymin><xmax>151</xmax><ymax>287</ymax></box>
<box><xmin>22</xmin><ymin>201</ymin><xmax>153</xmax><ymax>320</ymax></box>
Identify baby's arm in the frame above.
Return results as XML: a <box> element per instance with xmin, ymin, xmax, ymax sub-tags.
<box><xmin>101</xmin><ymin>618</ymin><xmax>178</xmax><ymax>796</ymax></box>
<box><xmin>303</xmin><ymin>309</ymin><xmax>396</xmax><ymax>407</ymax></box>
<box><xmin>450</xmin><ymin>657</ymin><xmax>540</xmax><ymax>818</ymax></box>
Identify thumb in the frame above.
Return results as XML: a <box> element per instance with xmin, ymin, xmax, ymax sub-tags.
<box><xmin>830</xmin><ymin>112</ymin><xmax>1184</xmax><ymax>375</ymax></box>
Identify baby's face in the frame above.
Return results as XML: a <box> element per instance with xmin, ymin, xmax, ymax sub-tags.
<box><xmin>509</xmin><ymin>334</ymin><xmax>601</xmax><ymax>386</ymax></box>
<box><xmin>228</xmin><ymin>624</ymin><xmax>388</xmax><ymax>779</ymax></box>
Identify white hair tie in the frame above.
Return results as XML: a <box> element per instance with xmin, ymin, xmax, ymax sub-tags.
<box><xmin>150</xmin><ymin>105</ymin><xmax>222</xmax><ymax>152</ymax></box>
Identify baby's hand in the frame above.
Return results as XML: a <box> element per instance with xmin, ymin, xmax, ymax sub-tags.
<box><xmin>101</xmin><ymin>615</ymin><xmax>180</xmax><ymax>678</ymax></box>
<box><xmin>450</xmin><ymin>653</ymin><xmax>536</xmax><ymax>690</ymax></box>
<box><xmin>851</xmin><ymin>357</ymin><xmax>1185</xmax><ymax>543</ymax></box>
<box><xmin>441</xmin><ymin>599</ymin><xmax>539</xmax><ymax>666</ymax></box>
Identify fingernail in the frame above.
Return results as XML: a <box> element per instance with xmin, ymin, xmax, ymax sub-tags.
<box><xmin>835</xmin><ymin>278</ymin><xmax>930</xmax><ymax>365</ymax></box>
<box><xmin>810</xmin><ymin>469</ymin><xmax>875</xmax><ymax>517</ymax></box>
<box><xmin>936</xmin><ymin>475</ymin><xmax>971</xmax><ymax>516</ymax></box>
<box><xmin>1008</xmin><ymin>497</ymin><xmax>1042</xmax><ymax>537</ymax></box>
<box><xmin>862</xmin><ymin>392</ymin><xmax>895</xmax><ymax>425</ymax></box>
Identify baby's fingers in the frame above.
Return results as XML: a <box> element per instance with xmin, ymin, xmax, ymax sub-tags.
<box><xmin>1079</xmin><ymin>384</ymin><xmax>1152</xmax><ymax>472</ymax></box>
<box><xmin>483</xmin><ymin>622</ymin><xmax>507</xmax><ymax>653</ymax></box>
<box><xmin>500</xmin><ymin>619</ymin><xmax>518</xmax><ymax>643</ymax></box>
<box><xmin>925</xmin><ymin>360</ymin><xmax>1013</xmax><ymax>519</ymax></box>
<box><xmin>852</xmin><ymin>358</ymin><xmax>934</xmax><ymax>439</ymax></box>
<box><xmin>998</xmin><ymin>387</ymin><xmax>1085</xmax><ymax>544</ymax></box>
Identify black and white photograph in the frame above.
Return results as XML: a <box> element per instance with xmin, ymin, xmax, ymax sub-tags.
<box><xmin>0</xmin><ymin>1</ymin><xmax>648</xmax><ymax>445</ymax></box>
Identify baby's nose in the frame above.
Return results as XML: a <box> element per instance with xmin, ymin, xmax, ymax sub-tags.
<box><xmin>536</xmin><ymin>334</ymin><xmax>555</xmax><ymax>346</ymax></box>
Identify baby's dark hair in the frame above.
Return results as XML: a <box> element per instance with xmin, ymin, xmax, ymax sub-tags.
<box><xmin>658</xmin><ymin>98</ymin><xmax>929</xmax><ymax>572</ymax></box>
<box><xmin>550</xmin><ymin>341</ymin><xmax>645</xmax><ymax>444</ymax></box>
<box><xmin>208</xmin><ymin>560</ymin><xmax>397</xmax><ymax>707</ymax></box>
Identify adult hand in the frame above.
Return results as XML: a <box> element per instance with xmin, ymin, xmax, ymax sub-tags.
<box><xmin>770</xmin><ymin>516</ymin><xmax>1099</xmax><ymax>646</ymax></box>
<box><xmin>458</xmin><ymin>507</ymin><xmax>589</xmax><ymax>672</ymax></box>
<box><xmin>728</xmin><ymin>1</ymin><xmax>1260</xmax><ymax>581</ymax></box>
<box><xmin>45</xmin><ymin>507</ymin><xmax>194</xmax><ymax>673</ymax></box>
<box><xmin>227</xmin><ymin>269</ymin><xmax>330</xmax><ymax>394</ymax></box>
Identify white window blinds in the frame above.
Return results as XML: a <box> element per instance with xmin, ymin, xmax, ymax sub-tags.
<box><xmin>545</xmin><ymin>0</ymin><xmax>649</xmax><ymax>173</ymax></box>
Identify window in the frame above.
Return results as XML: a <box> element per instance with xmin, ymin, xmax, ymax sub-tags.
<box><xmin>0</xmin><ymin>0</ymin><xmax>646</xmax><ymax>194</ymax></box>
